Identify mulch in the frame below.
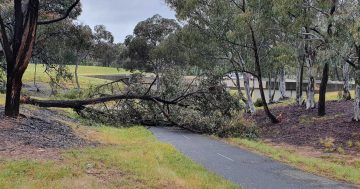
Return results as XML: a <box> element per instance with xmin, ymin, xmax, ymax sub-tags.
<box><xmin>253</xmin><ymin>100</ymin><xmax>360</xmax><ymax>154</ymax></box>
<box><xmin>0</xmin><ymin>107</ymin><xmax>95</xmax><ymax>160</ymax></box>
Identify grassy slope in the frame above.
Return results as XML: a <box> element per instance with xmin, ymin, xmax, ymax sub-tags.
<box><xmin>224</xmin><ymin>138</ymin><xmax>360</xmax><ymax>186</ymax></box>
<box><xmin>0</xmin><ymin>123</ymin><xmax>238</xmax><ymax>189</ymax></box>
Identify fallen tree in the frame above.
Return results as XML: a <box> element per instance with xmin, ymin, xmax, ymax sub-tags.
<box><xmin>21</xmin><ymin>94</ymin><xmax>189</xmax><ymax>110</ymax></box>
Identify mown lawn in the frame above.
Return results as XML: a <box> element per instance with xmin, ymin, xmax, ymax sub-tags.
<box><xmin>23</xmin><ymin>64</ymin><xmax>131</xmax><ymax>87</ymax></box>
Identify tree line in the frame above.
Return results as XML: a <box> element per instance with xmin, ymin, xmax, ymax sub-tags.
<box><xmin>0</xmin><ymin>0</ymin><xmax>359</xmax><ymax>128</ymax></box>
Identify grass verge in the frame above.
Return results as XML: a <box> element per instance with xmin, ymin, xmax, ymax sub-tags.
<box><xmin>225</xmin><ymin>138</ymin><xmax>360</xmax><ymax>186</ymax></box>
<box><xmin>0</xmin><ymin>114</ymin><xmax>239</xmax><ymax>189</ymax></box>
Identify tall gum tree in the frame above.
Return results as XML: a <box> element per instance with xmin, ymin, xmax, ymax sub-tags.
<box><xmin>166</xmin><ymin>0</ymin><xmax>279</xmax><ymax>123</ymax></box>
<box><xmin>0</xmin><ymin>0</ymin><xmax>80</xmax><ymax>117</ymax></box>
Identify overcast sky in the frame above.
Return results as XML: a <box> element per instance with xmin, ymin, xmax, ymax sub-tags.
<box><xmin>78</xmin><ymin>0</ymin><xmax>176</xmax><ymax>43</ymax></box>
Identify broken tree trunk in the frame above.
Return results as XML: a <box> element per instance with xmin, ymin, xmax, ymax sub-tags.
<box><xmin>21</xmin><ymin>94</ymin><xmax>189</xmax><ymax>110</ymax></box>
<box><xmin>318</xmin><ymin>63</ymin><xmax>329</xmax><ymax>116</ymax></box>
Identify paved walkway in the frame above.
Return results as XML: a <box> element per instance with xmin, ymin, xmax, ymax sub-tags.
<box><xmin>149</xmin><ymin>127</ymin><xmax>356</xmax><ymax>189</ymax></box>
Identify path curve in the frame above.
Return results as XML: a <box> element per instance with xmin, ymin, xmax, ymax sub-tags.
<box><xmin>149</xmin><ymin>127</ymin><xmax>355</xmax><ymax>189</ymax></box>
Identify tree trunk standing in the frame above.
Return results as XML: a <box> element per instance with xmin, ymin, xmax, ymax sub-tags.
<box><xmin>75</xmin><ymin>61</ymin><xmax>81</xmax><ymax>91</ymax></box>
<box><xmin>5</xmin><ymin>73</ymin><xmax>23</xmax><ymax>117</ymax></box>
<box><xmin>279</xmin><ymin>68</ymin><xmax>288</xmax><ymax>100</ymax></box>
<box><xmin>268</xmin><ymin>73</ymin><xmax>272</xmax><ymax>103</ymax></box>
<box><xmin>318</xmin><ymin>63</ymin><xmax>329</xmax><ymax>116</ymax></box>
<box><xmin>343</xmin><ymin>61</ymin><xmax>351</xmax><ymax>100</ymax></box>
<box><xmin>3</xmin><ymin>0</ymin><xmax>40</xmax><ymax>117</ymax></box>
<box><xmin>306</xmin><ymin>56</ymin><xmax>316</xmax><ymax>109</ymax></box>
<box><xmin>235</xmin><ymin>72</ymin><xmax>251</xmax><ymax>113</ymax></box>
<box><xmin>354</xmin><ymin>70</ymin><xmax>360</xmax><ymax>121</ymax></box>
<box><xmin>249</xmin><ymin>25</ymin><xmax>278</xmax><ymax>123</ymax></box>
<box><xmin>243</xmin><ymin>73</ymin><xmax>255</xmax><ymax>113</ymax></box>
<box><xmin>296</xmin><ymin>60</ymin><xmax>304</xmax><ymax>105</ymax></box>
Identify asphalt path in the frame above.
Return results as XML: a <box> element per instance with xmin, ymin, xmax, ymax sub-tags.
<box><xmin>149</xmin><ymin>127</ymin><xmax>356</xmax><ymax>189</ymax></box>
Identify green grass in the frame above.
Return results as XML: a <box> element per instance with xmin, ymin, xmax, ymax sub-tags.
<box><xmin>225</xmin><ymin>138</ymin><xmax>360</xmax><ymax>185</ymax></box>
<box><xmin>23</xmin><ymin>64</ymin><xmax>131</xmax><ymax>87</ymax></box>
<box><xmin>0</xmin><ymin>119</ymin><xmax>239</xmax><ymax>189</ymax></box>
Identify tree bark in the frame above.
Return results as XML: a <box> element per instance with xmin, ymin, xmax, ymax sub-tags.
<box><xmin>243</xmin><ymin>73</ymin><xmax>255</xmax><ymax>113</ymax></box>
<box><xmin>296</xmin><ymin>60</ymin><xmax>304</xmax><ymax>105</ymax></box>
<box><xmin>342</xmin><ymin>61</ymin><xmax>351</xmax><ymax>100</ymax></box>
<box><xmin>4</xmin><ymin>0</ymin><xmax>39</xmax><ymax>117</ymax></box>
<box><xmin>5</xmin><ymin>73</ymin><xmax>23</xmax><ymax>117</ymax></box>
<box><xmin>318</xmin><ymin>63</ymin><xmax>329</xmax><ymax>116</ymax></box>
<box><xmin>279</xmin><ymin>68</ymin><xmax>288</xmax><ymax>100</ymax></box>
<box><xmin>234</xmin><ymin>72</ymin><xmax>251</xmax><ymax>113</ymax></box>
<box><xmin>354</xmin><ymin>85</ymin><xmax>360</xmax><ymax>121</ymax></box>
<box><xmin>75</xmin><ymin>61</ymin><xmax>81</xmax><ymax>91</ymax></box>
<box><xmin>306</xmin><ymin>55</ymin><xmax>316</xmax><ymax>109</ymax></box>
<box><xmin>21</xmin><ymin>94</ymin><xmax>189</xmax><ymax>109</ymax></box>
<box><xmin>268</xmin><ymin>73</ymin><xmax>272</xmax><ymax>103</ymax></box>
<box><xmin>354</xmin><ymin>70</ymin><xmax>360</xmax><ymax>121</ymax></box>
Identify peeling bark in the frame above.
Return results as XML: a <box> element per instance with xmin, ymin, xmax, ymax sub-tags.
<box><xmin>296</xmin><ymin>60</ymin><xmax>304</xmax><ymax>105</ymax></box>
<box><xmin>279</xmin><ymin>68</ymin><xmax>288</xmax><ymax>100</ymax></box>
<box><xmin>306</xmin><ymin>56</ymin><xmax>316</xmax><ymax>110</ymax></box>
<box><xmin>243</xmin><ymin>73</ymin><xmax>255</xmax><ymax>113</ymax></box>
<box><xmin>342</xmin><ymin>62</ymin><xmax>351</xmax><ymax>100</ymax></box>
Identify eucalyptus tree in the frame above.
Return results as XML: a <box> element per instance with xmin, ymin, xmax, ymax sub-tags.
<box><xmin>166</xmin><ymin>0</ymin><xmax>280</xmax><ymax>122</ymax></box>
<box><xmin>66</xmin><ymin>24</ymin><xmax>93</xmax><ymax>91</ymax></box>
<box><xmin>92</xmin><ymin>25</ymin><xmax>117</xmax><ymax>67</ymax></box>
<box><xmin>331</xmin><ymin>0</ymin><xmax>360</xmax><ymax>121</ymax></box>
<box><xmin>122</xmin><ymin>14</ymin><xmax>180</xmax><ymax>91</ymax></box>
<box><xmin>0</xmin><ymin>0</ymin><xmax>80</xmax><ymax>117</ymax></box>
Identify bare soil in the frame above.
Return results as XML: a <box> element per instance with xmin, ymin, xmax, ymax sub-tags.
<box><xmin>254</xmin><ymin>100</ymin><xmax>360</xmax><ymax>154</ymax></box>
<box><xmin>0</xmin><ymin>106</ymin><xmax>95</xmax><ymax>160</ymax></box>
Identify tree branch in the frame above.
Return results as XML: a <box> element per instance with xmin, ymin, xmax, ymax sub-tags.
<box><xmin>37</xmin><ymin>0</ymin><xmax>80</xmax><ymax>25</ymax></box>
<box><xmin>21</xmin><ymin>94</ymin><xmax>189</xmax><ymax>110</ymax></box>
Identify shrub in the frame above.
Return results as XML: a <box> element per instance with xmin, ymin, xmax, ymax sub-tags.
<box><xmin>254</xmin><ymin>98</ymin><xmax>263</xmax><ymax>107</ymax></box>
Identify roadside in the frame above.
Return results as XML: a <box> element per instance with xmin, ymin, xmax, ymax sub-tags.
<box><xmin>150</xmin><ymin>126</ymin><xmax>355</xmax><ymax>189</ymax></box>
<box><xmin>0</xmin><ymin>105</ymin><xmax>238</xmax><ymax>189</ymax></box>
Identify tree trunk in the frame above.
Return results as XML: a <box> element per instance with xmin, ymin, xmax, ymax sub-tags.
<box><xmin>249</xmin><ymin>25</ymin><xmax>278</xmax><ymax>123</ymax></box>
<box><xmin>354</xmin><ymin>85</ymin><xmax>360</xmax><ymax>121</ymax></box>
<box><xmin>243</xmin><ymin>73</ymin><xmax>255</xmax><ymax>113</ymax></box>
<box><xmin>75</xmin><ymin>61</ymin><xmax>81</xmax><ymax>91</ymax></box>
<box><xmin>279</xmin><ymin>68</ymin><xmax>288</xmax><ymax>100</ymax></box>
<box><xmin>235</xmin><ymin>72</ymin><xmax>250</xmax><ymax>113</ymax></box>
<box><xmin>268</xmin><ymin>73</ymin><xmax>272</xmax><ymax>103</ymax></box>
<box><xmin>4</xmin><ymin>0</ymin><xmax>39</xmax><ymax>117</ymax></box>
<box><xmin>306</xmin><ymin>56</ymin><xmax>315</xmax><ymax>109</ymax></box>
<box><xmin>354</xmin><ymin>71</ymin><xmax>360</xmax><ymax>121</ymax></box>
<box><xmin>343</xmin><ymin>61</ymin><xmax>351</xmax><ymax>100</ymax></box>
<box><xmin>296</xmin><ymin>60</ymin><xmax>304</xmax><ymax>105</ymax></box>
<box><xmin>318</xmin><ymin>63</ymin><xmax>329</xmax><ymax>116</ymax></box>
<box><xmin>5</xmin><ymin>73</ymin><xmax>22</xmax><ymax>117</ymax></box>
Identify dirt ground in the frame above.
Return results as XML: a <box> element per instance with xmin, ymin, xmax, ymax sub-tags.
<box><xmin>253</xmin><ymin>100</ymin><xmax>360</xmax><ymax>154</ymax></box>
<box><xmin>0</xmin><ymin>106</ymin><xmax>95</xmax><ymax>160</ymax></box>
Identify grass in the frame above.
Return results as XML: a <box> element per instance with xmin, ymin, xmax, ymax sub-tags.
<box><xmin>0</xmin><ymin>113</ymin><xmax>239</xmax><ymax>189</ymax></box>
<box><xmin>23</xmin><ymin>64</ymin><xmax>131</xmax><ymax>88</ymax></box>
<box><xmin>225</xmin><ymin>138</ymin><xmax>360</xmax><ymax>186</ymax></box>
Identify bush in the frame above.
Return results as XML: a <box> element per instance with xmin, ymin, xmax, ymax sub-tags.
<box><xmin>254</xmin><ymin>98</ymin><xmax>264</xmax><ymax>107</ymax></box>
